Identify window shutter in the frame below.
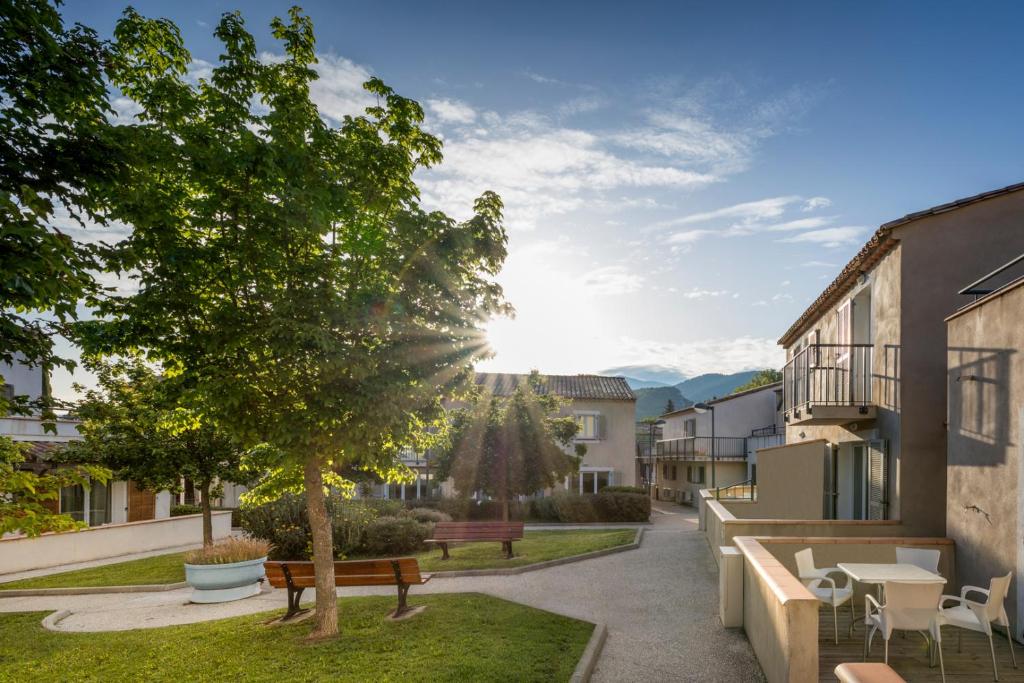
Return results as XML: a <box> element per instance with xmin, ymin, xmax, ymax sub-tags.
<box><xmin>598</xmin><ymin>414</ymin><xmax>606</xmax><ymax>440</ymax></box>
<box><xmin>823</xmin><ymin>446</ymin><xmax>837</xmax><ymax>520</ymax></box>
<box><xmin>867</xmin><ymin>440</ymin><xmax>888</xmax><ymax>520</ymax></box>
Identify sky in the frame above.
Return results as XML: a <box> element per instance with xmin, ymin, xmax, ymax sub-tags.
<box><xmin>51</xmin><ymin>0</ymin><xmax>1024</xmax><ymax>396</ymax></box>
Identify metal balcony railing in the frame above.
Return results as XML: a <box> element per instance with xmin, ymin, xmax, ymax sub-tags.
<box><xmin>783</xmin><ymin>343</ymin><xmax>873</xmax><ymax>413</ymax></box>
<box><xmin>653</xmin><ymin>436</ymin><xmax>747</xmax><ymax>461</ymax></box>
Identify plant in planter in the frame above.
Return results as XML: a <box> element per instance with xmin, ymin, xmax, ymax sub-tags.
<box><xmin>184</xmin><ymin>537</ymin><xmax>271</xmax><ymax>604</ymax></box>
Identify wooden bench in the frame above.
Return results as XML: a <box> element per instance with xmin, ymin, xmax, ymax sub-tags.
<box><xmin>425</xmin><ymin>521</ymin><xmax>525</xmax><ymax>560</ymax></box>
<box><xmin>264</xmin><ymin>558</ymin><xmax>431</xmax><ymax>620</ymax></box>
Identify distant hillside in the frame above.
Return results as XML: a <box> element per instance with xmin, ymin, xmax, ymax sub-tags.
<box><xmin>634</xmin><ymin>386</ymin><xmax>692</xmax><ymax>419</ymax></box>
<box><xmin>674</xmin><ymin>371</ymin><xmax>760</xmax><ymax>403</ymax></box>
<box><xmin>620</xmin><ymin>376</ymin><xmax>670</xmax><ymax>390</ymax></box>
<box><xmin>601</xmin><ymin>365</ymin><xmax>688</xmax><ymax>387</ymax></box>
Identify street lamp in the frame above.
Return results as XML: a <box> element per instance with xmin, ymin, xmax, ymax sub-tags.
<box><xmin>692</xmin><ymin>402</ymin><xmax>716</xmax><ymax>490</ymax></box>
<box><xmin>644</xmin><ymin>419</ymin><xmax>665</xmax><ymax>494</ymax></box>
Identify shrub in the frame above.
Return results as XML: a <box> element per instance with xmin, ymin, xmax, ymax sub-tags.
<box><xmin>170</xmin><ymin>503</ymin><xmax>202</xmax><ymax>517</ymax></box>
<box><xmin>529</xmin><ymin>496</ymin><xmax>559</xmax><ymax>522</ymax></box>
<box><xmin>592</xmin><ymin>491</ymin><xmax>650</xmax><ymax>522</ymax></box>
<box><xmin>401</xmin><ymin>507</ymin><xmax>452</xmax><ymax>525</ymax></box>
<box><xmin>184</xmin><ymin>537</ymin><xmax>271</xmax><ymax>565</ymax></box>
<box><xmin>360</xmin><ymin>498</ymin><xmax>404</xmax><ymax>517</ymax></box>
<box><xmin>599</xmin><ymin>485</ymin><xmax>647</xmax><ymax>495</ymax></box>
<box><xmin>551</xmin><ymin>493</ymin><xmax>599</xmax><ymax>523</ymax></box>
<box><xmin>240</xmin><ymin>492</ymin><xmax>382</xmax><ymax>560</ymax></box>
<box><xmin>362</xmin><ymin>516</ymin><xmax>429</xmax><ymax>556</ymax></box>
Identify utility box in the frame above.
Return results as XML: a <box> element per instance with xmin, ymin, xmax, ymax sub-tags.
<box><xmin>719</xmin><ymin>546</ymin><xmax>743</xmax><ymax>627</ymax></box>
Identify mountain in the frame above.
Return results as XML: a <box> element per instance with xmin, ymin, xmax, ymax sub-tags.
<box><xmin>634</xmin><ymin>386</ymin><xmax>692</xmax><ymax>420</ymax></box>
<box><xmin>674</xmin><ymin>371</ymin><xmax>761</xmax><ymax>403</ymax></box>
<box><xmin>601</xmin><ymin>365</ymin><xmax>688</xmax><ymax>388</ymax></box>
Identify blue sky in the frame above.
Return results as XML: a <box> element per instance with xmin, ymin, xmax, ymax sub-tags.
<box><xmin>54</xmin><ymin>0</ymin><xmax>1024</xmax><ymax>394</ymax></box>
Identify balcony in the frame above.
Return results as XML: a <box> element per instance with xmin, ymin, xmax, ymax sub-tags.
<box><xmin>651</xmin><ymin>436</ymin><xmax>747</xmax><ymax>461</ymax></box>
<box><xmin>783</xmin><ymin>343</ymin><xmax>876</xmax><ymax>426</ymax></box>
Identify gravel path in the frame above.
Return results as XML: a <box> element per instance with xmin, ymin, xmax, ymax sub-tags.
<box><xmin>0</xmin><ymin>504</ymin><xmax>763</xmax><ymax>681</ymax></box>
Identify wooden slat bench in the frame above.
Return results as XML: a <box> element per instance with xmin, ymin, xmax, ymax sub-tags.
<box><xmin>425</xmin><ymin>521</ymin><xmax>525</xmax><ymax>560</ymax></box>
<box><xmin>264</xmin><ymin>558</ymin><xmax>431</xmax><ymax>620</ymax></box>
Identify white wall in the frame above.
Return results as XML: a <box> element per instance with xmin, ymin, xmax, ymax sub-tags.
<box><xmin>0</xmin><ymin>415</ymin><xmax>82</xmax><ymax>441</ymax></box>
<box><xmin>0</xmin><ymin>511</ymin><xmax>233</xmax><ymax>575</ymax></box>
<box><xmin>662</xmin><ymin>385</ymin><xmax>781</xmax><ymax>440</ymax></box>
<box><xmin>0</xmin><ymin>360</ymin><xmax>45</xmax><ymax>404</ymax></box>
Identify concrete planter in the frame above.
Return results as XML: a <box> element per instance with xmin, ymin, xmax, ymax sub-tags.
<box><xmin>184</xmin><ymin>556</ymin><xmax>266</xmax><ymax>604</ymax></box>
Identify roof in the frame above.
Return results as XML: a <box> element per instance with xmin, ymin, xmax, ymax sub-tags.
<box><xmin>474</xmin><ymin>372</ymin><xmax>635</xmax><ymax>401</ymax></box>
<box><xmin>14</xmin><ymin>441</ymin><xmax>69</xmax><ymax>474</ymax></box>
<box><xmin>778</xmin><ymin>181</ymin><xmax>1024</xmax><ymax>346</ymax></box>
<box><xmin>659</xmin><ymin>380</ymin><xmax>782</xmax><ymax>418</ymax></box>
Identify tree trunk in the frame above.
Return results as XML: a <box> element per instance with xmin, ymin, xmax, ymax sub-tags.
<box><xmin>502</xmin><ymin>498</ymin><xmax>510</xmax><ymax>521</ymax></box>
<box><xmin>304</xmin><ymin>457</ymin><xmax>338</xmax><ymax>639</ymax></box>
<box><xmin>200</xmin><ymin>479</ymin><xmax>213</xmax><ymax>547</ymax></box>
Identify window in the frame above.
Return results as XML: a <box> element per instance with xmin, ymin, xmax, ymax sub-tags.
<box><xmin>688</xmin><ymin>466</ymin><xmax>705</xmax><ymax>484</ymax></box>
<box><xmin>60</xmin><ymin>479</ymin><xmax>111</xmax><ymax>526</ymax></box>
<box><xmin>662</xmin><ymin>464</ymin><xmax>669</xmax><ymax>478</ymax></box>
<box><xmin>574</xmin><ymin>412</ymin><xmax>600</xmax><ymax>440</ymax></box>
<box><xmin>684</xmin><ymin>418</ymin><xmax>696</xmax><ymax>437</ymax></box>
<box><xmin>671</xmin><ymin>465</ymin><xmax>677</xmax><ymax>480</ymax></box>
<box><xmin>686</xmin><ymin>466</ymin><xmax>693</xmax><ymax>482</ymax></box>
<box><xmin>572</xmin><ymin>468</ymin><xmax>614</xmax><ymax>493</ymax></box>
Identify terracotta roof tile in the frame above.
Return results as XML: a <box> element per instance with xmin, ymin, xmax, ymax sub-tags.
<box><xmin>474</xmin><ymin>372</ymin><xmax>636</xmax><ymax>401</ymax></box>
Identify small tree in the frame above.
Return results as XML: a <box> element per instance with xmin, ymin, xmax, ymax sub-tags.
<box><xmin>436</xmin><ymin>373</ymin><xmax>582</xmax><ymax>520</ymax></box>
<box><xmin>0</xmin><ymin>436</ymin><xmax>110</xmax><ymax>536</ymax></box>
<box><xmin>66</xmin><ymin>359</ymin><xmax>249</xmax><ymax>546</ymax></box>
<box><xmin>81</xmin><ymin>8</ymin><xmax>509</xmax><ymax>638</ymax></box>
<box><xmin>664</xmin><ymin>398</ymin><xmax>675</xmax><ymax>414</ymax></box>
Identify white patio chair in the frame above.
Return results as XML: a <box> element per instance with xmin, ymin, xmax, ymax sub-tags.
<box><xmin>796</xmin><ymin>548</ymin><xmax>854</xmax><ymax>643</ymax></box>
<box><xmin>937</xmin><ymin>572</ymin><xmax>1017</xmax><ymax>681</ymax></box>
<box><xmin>864</xmin><ymin>580</ymin><xmax>945</xmax><ymax>681</ymax></box>
<box><xmin>896</xmin><ymin>547</ymin><xmax>941</xmax><ymax>574</ymax></box>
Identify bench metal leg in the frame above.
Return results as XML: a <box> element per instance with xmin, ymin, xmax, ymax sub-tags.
<box><xmin>280</xmin><ymin>565</ymin><xmax>309</xmax><ymax>621</ymax></box>
<box><xmin>393</xmin><ymin>583</ymin><xmax>411</xmax><ymax>617</ymax></box>
<box><xmin>440</xmin><ymin>542</ymin><xmax>449</xmax><ymax>560</ymax></box>
<box><xmin>503</xmin><ymin>540</ymin><xmax>514</xmax><ymax>559</ymax></box>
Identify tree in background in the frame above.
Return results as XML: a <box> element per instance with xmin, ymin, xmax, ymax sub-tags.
<box><xmin>436</xmin><ymin>373</ymin><xmax>582</xmax><ymax>521</ymax></box>
<box><xmin>80</xmin><ymin>8</ymin><xmax>508</xmax><ymax>638</ymax></box>
<box><xmin>0</xmin><ymin>436</ymin><xmax>110</xmax><ymax>536</ymax></box>
<box><xmin>664</xmin><ymin>398</ymin><xmax>675</xmax><ymax>414</ymax></box>
<box><xmin>730</xmin><ymin>369</ymin><xmax>783</xmax><ymax>394</ymax></box>
<box><xmin>65</xmin><ymin>359</ymin><xmax>249</xmax><ymax>546</ymax></box>
<box><xmin>0</xmin><ymin>0</ymin><xmax>122</xmax><ymax>416</ymax></box>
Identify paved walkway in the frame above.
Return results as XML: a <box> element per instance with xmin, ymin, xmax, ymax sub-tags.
<box><xmin>0</xmin><ymin>504</ymin><xmax>763</xmax><ymax>681</ymax></box>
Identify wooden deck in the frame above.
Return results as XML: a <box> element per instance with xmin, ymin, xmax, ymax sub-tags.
<box><xmin>818</xmin><ymin>610</ymin><xmax>1023</xmax><ymax>681</ymax></box>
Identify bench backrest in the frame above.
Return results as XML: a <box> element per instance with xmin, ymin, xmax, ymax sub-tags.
<box><xmin>264</xmin><ymin>558</ymin><xmax>424</xmax><ymax>589</ymax></box>
<box><xmin>431</xmin><ymin>521</ymin><xmax>525</xmax><ymax>541</ymax></box>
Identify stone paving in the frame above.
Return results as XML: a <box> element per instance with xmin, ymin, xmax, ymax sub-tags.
<box><xmin>0</xmin><ymin>503</ymin><xmax>764</xmax><ymax>681</ymax></box>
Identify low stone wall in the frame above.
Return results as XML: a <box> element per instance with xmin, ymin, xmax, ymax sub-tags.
<box><xmin>0</xmin><ymin>511</ymin><xmax>232</xmax><ymax>575</ymax></box>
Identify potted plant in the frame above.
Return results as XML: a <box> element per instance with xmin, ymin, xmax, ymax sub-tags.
<box><xmin>183</xmin><ymin>537</ymin><xmax>271</xmax><ymax>603</ymax></box>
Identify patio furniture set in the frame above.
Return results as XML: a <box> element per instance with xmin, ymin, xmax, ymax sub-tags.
<box><xmin>797</xmin><ymin>547</ymin><xmax>1018</xmax><ymax>682</ymax></box>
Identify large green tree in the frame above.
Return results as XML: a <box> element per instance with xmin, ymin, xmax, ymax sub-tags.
<box><xmin>82</xmin><ymin>8</ymin><xmax>509</xmax><ymax>638</ymax></box>
<box><xmin>435</xmin><ymin>373</ymin><xmax>582</xmax><ymax>520</ymax></box>
<box><xmin>65</xmin><ymin>359</ymin><xmax>250</xmax><ymax>546</ymax></box>
<box><xmin>731</xmin><ymin>368</ymin><xmax>783</xmax><ymax>394</ymax></box>
<box><xmin>0</xmin><ymin>0</ymin><xmax>121</xmax><ymax>416</ymax></box>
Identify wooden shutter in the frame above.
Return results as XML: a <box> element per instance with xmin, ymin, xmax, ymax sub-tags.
<box><xmin>598</xmin><ymin>414</ymin><xmax>606</xmax><ymax>440</ymax></box>
<box><xmin>822</xmin><ymin>446</ymin><xmax>837</xmax><ymax>519</ymax></box>
<box><xmin>867</xmin><ymin>441</ymin><xmax>888</xmax><ymax>520</ymax></box>
<box><xmin>128</xmin><ymin>481</ymin><xmax>156</xmax><ymax>522</ymax></box>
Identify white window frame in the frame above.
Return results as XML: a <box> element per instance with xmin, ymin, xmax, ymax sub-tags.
<box><xmin>684</xmin><ymin>418</ymin><xmax>696</xmax><ymax>438</ymax></box>
<box><xmin>568</xmin><ymin>466</ymin><xmax>614</xmax><ymax>494</ymax></box>
<box><xmin>573</xmin><ymin>411</ymin><xmax>601</xmax><ymax>441</ymax></box>
<box><xmin>837</xmin><ymin>300</ymin><xmax>852</xmax><ymax>362</ymax></box>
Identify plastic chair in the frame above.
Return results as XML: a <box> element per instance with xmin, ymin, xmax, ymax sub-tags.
<box><xmin>937</xmin><ymin>572</ymin><xmax>1017</xmax><ymax>681</ymax></box>
<box><xmin>864</xmin><ymin>581</ymin><xmax>945</xmax><ymax>680</ymax></box>
<box><xmin>796</xmin><ymin>548</ymin><xmax>854</xmax><ymax>643</ymax></box>
<box><xmin>895</xmin><ymin>547</ymin><xmax>941</xmax><ymax>574</ymax></box>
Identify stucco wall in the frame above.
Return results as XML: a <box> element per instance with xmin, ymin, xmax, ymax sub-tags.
<box><xmin>731</xmin><ymin>440</ymin><xmax>828</xmax><ymax>520</ymax></box>
<box><xmin>0</xmin><ymin>511</ymin><xmax>232</xmax><ymax>575</ymax></box>
<box><xmin>947</xmin><ymin>278</ymin><xmax>1024</xmax><ymax>637</ymax></box>
<box><xmin>566</xmin><ymin>398</ymin><xmax>637</xmax><ymax>486</ymax></box>
<box><xmin>656</xmin><ymin>460</ymin><xmax>746</xmax><ymax>503</ymax></box>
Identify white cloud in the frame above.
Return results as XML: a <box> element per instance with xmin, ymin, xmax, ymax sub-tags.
<box><xmin>557</xmin><ymin>96</ymin><xmax>605</xmax><ymax>118</ymax></box>
<box><xmin>800</xmin><ymin>260</ymin><xmax>839</xmax><ymax>268</ymax></box>
<box><xmin>802</xmin><ymin>196</ymin><xmax>832</xmax><ymax>211</ymax></box>
<box><xmin>763</xmin><ymin>216</ymin><xmax>833</xmax><ymax>232</ymax></box>
<box><xmin>427</xmin><ymin>98</ymin><xmax>476</xmax><ymax>124</ymax></box>
<box><xmin>680</xmin><ymin>288</ymin><xmax>730</xmax><ymax>299</ymax></box>
<box><xmin>580</xmin><ymin>265</ymin><xmax>644</xmax><ymax>295</ymax></box>
<box><xmin>260</xmin><ymin>52</ymin><xmax>375</xmax><ymax>123</ymax></box>
<box><xmin>779</xmin><ymin>226</ymin><xmax>865</xmax><ymax>248</ymax></box>
<box><xmin>666</xmin><ymin>228</ymin><xmax>713</xmax><ymax>244</ymax></box>
<box><xmin>659</xmin><ymin>196</ymin><xmax>800</xmax><ymax>229</ymax></box>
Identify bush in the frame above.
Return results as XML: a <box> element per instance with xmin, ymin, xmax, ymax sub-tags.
<box><xmin>592</xmin><ymin>491</ymin><xmax>650</xmax><ymax>522</ymax></box>
<box><xmin>529</xmin><ymin>496</ymin><xmax>559</xmax><ymax>522</ymax></box>
<box><xmin>550</xmin><ymin>493</ymin><xmax>599</xmax><ymax>523</ymax></box>
<box><xmin>170</xmin><ymin>503</ymin><xmax>202</xmax><ymax>517</ymax></box>
<box><xmin>599</xmin><ymin>485</ymin><xmax>647</xmax><ymax>495</ymax></box>
<box><xmin>240</xmin><ymin>492</ymin><xmax>382</xmax><ymax>560</ymax></box>
<box><xmin>362</xmin><ymin>516</ymin><xmax>429</xmax><ymax>556</ymax></box>
<box><xmin>401</xmin><ymin>507</ymin><xmax>452</xmax><ymax>525</ymax></box>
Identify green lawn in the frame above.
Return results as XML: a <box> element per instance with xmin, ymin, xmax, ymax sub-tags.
<box><xmin>0</xmin><ymin>552</ymin><xmax>187</xmax><ymax>591</ymax></box>
<box><xmin>0</xmin><ymin>593</ymin><xmax>592</xmax><ymax>682</ymax></box>
<box><xmin>0</xmin><ymin>529</ymin><xmax>635</xmax><ymax>590</ymax></box>
<box><xmin>410</xmin><ymin>529</ymin><xmax>636</xmax><ymax>572</ymax></box>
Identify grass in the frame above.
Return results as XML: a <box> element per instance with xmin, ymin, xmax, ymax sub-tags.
<box><xmin>0</xmin><ymin>529</ymin><xmax>636</xmax><ymax>590</ymax></box>
<box><xmin>0</xmin><ymin>552</ymin><xmax>187</xmax><ymax>590</ymax></box>
<box><xmin>409</xmin><ymin>528</ymin><xmax>637</xmax><ymax>572</ymax></box>
<box><xmin>0</xmin><ymin>593</ymin><xmax>592</xmax><ymax>682</ymax></box>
